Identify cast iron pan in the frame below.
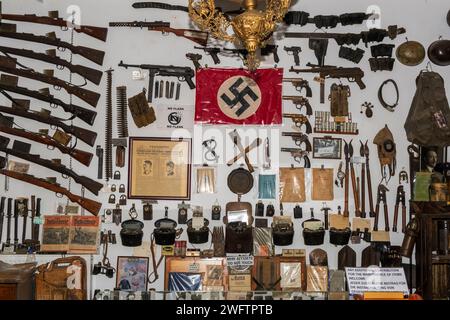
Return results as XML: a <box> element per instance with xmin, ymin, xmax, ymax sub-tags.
<box><xmin>227</xmin><ymin>168</ymin><xmax>254</xmax><ymax>195</ymax></box>
<box><xmin>338</xmin><ymin>245</ymin><xmax>357</xmax><ymax>270</ymax></box>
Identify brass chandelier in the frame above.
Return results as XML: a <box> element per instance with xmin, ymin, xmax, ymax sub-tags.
<box><xmin>188</xmin><ymin>0</ymin><xmax>291</xmax><ymax>71</ymax></box>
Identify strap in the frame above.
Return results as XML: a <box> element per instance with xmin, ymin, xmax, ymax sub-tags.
<box><xmin>378</xmin><ymin>79</ymin><xmax>399</xmax><ymax>112</ymax></box>
<box><xmin>148</xmin><ymin>233</ymin><xmax>164</xmax><ymax>284</ymax></box>
<box><xmin>132</xmin><ymin>2</ymin><xmax>189</xmax><ymax>12</ymax></box>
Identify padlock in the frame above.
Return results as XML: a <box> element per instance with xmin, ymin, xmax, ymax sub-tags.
<box><xmin>103</xmin><ymin>209</ymin><xmax>113</xmax><ymax>223</ymax></box>
<box><xmin>119</xmin><ymin>195</ymin><xmax>127</xmax><ymax>206</ymax></box>
<box><xmin>110</xmin><ymin>184</ymin><xmax>117</xmax><ymax>192</ymax></box>
<box><xmin>119</xmin><ymin>184</ymin><xmax>126</xmax><ymax>193</ymax></box>
<box><xmin>108</xmin><ymin>194</ymin><xmax>116</xmax><ymax>204</ymax></box>
<box><xmin>113</xmin><ymin>205</ymin><xmax>122</xmax><ymax>226</ymax></box>
<box><xmin>143</xmin><ymin>203</ymin><xmax>153</xmax><ymax>220</ymax></box>
<box><xmin>113</xmin><ymin>171</ymin><xmax>121</xmax><ymax>180</ymax></box>
<box><xmin>255</xmin><ymin>201</ymin><xmax>264</xmax><ymax>217</ymax></box>
<box><xmin>211</xmin><ymin>202</ymin><xmax>221</xmax><ymax>221</ymax></box>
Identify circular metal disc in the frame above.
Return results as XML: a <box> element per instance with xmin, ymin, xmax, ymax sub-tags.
<box><xmin>227</xmin><ymin>168</ymin><xmax>254</xmax><ymax>195</ymax></box>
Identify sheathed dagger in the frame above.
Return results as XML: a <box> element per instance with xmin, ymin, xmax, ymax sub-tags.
<box><xmin>0</xmin><ymin>197</ymin><xmax>5</xmax><ymax>244</ymax></box>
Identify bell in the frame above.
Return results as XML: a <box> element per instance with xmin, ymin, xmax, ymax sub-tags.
<box><xmin>428</xmin><ymin>39</ymin><xmax>450</xmax><ymax>66</ymax></box>
<box><xmin>396</xmin><ymin>40</ymin><xmax>425</xmax><ymax>66</ymax></box>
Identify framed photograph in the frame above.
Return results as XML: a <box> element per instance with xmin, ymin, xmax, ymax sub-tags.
<box><xmin>128</xmin><ymin>137</ymin><xmax>192</xmax><ymax>200</ymax></box>
<box><xmin>313</xmin><ymin>137</ymin><xmax>342</xmax><ymax>160</ymax></box>
<box><xmin>116</xmin><ymin>256</ymin><xmax>149</xmax><ymax>292</ymax></box>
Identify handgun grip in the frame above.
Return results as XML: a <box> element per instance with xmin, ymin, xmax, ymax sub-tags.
<box><xmin>356</xmin><ymin>77</ymin><xmax>366</xmax><ymax>90</ymax></box>
<box><xmin>320</xmin><ymin>81</ymin><xmax>325</xmax><ymax>104</ymax></box>
<box><xmin>304</xmin><ymin>102</ymin><xmax>313</xmax><ymax>116</ymax></box>
<box><xmin>305</xmin><ymin>86</ymin><xmax>313</xmax><ymax>98</ymax></box>
<box><xmin>293</xmin><ymin>53</ymin><xmax>300</xmax><ymax>66</ymax></box>
<box><xmin>304</xmin><ymin>155</ymin><xmax>311</xmax><ymax>168</ymax></box>
<box><xmin>304</xmin><ymin>139</ymin><xmax>312</xmax><ymax>152</ymax></box>
<box><xmin>304</xmin><ymin>120</ymin><xmax>312</xmax><ymax>134</ymax></box>
<box><xmin>211</xmin><ymin>53</ymin><xmax>220</xmax><ymax>65</ymax></box>
<box><xmin>185</xmin><ymin>75</ymin><xmax>196</xmax><ymax>89</ymax></box>
<box><xmin>273</xmin><ymin>51</ymin><xmax>280</xmax><ymax>63</ymax></box>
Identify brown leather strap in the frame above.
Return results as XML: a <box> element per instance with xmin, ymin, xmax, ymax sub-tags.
<box><xmin>148</xmin><ymin>233</ymin><xmax>164</xmax><ymax>284</ymax></box>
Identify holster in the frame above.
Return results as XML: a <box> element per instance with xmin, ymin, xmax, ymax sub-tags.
<box><xmin>329</xmin><ymin>84</ymin><xmax>350</xmax><ymax>117</ymax></box>
<box><xmin>127</xmin><ymin>91</ymin><xmax>156</xmax><ymax>128</ymax></box>
<box><xmin>329</xmin><ymin>227</ymin><xmax>351</xmax><ymax>246</ymax></box>
<box><xmin>284</xmin><ymin>11</ymin><xmax>310</xmax><ymax>26</ymax></box>
<box><xmin>225</xmin><ymin>222</ymin><xmax>253</xmax><ymax>254</ymax></box>
<box><xmin>369</xmin><ymin>58</ymin><xmax>395</xmax><ymax>72</ymax></box>
<box><xmin>339</xmin><ymin>46</ymin><xmax>365</xmax><ymax>64</ymax></box>
<box><xmin>309</xmin><ymin>39</ymin><xmax>328</xmax><ymax>66</ymax></box>
<box><xmin>272</xmin><ymin>223</ymin><xmax>294</xmax><ymax>246</ymax></box>
<box><xmin>313</xmin><ymin>15</ymin><xmax>339</xmax><ymax>29</ymax></box>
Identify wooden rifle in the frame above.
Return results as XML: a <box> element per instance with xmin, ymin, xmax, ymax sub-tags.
<box><xmin>0</xmin><ymin>196</ymin><xmax>5</xmax><ymax>244</ymax></box>
<box><xmin>0</xmin><ymin>74</ymin><xmax>97</xmax><ymax>126</ymax></box>
<box><xmin>0</xmin><ymin>102</ymin><xmax>97</xmax><ymax>146</ymax></box>
<box><xmin>0</xmin><ymin>56</ymin><xmax>100</xmax><ymax>107</ymax></box>
<box><xmin>109</xmin><ymin>21</ymin><xmax>209</xmax><ymax>47</ymax></box>
<box><xmin>0</xmin><ymin>157</ymin><xmax>101</xmax><ymax>216</ymax></box>
<box><xmin>0</xmin><ymin>6</ymin><xmax>108</xmax><ymax>41</ymax></box>
<box><xmin>0</xmin><ymin>46</ymin><xmax>103</xmax><ymax>85</ymax></box>
<box><xmin>0</xmin><ymin>23</ymin><xmax>105</xmax><ymax>65</ymax></box>
<box><xmin>0</xmin><ymin>136</ymin><xmax>103</xmax><ymax>195</ymax></box>
<box><xmin>0</xmin><ymin>115</ymin><xmax>93</xmax><ymax>166</ymax></box>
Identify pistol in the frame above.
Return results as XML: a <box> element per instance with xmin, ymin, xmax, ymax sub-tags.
<box><xmin>283</xmin><ymin>113</ymin><xmax>312</xmax><ymax>134</ymax></box>
<box><xmin>194</xmin><ymin>46</ymin><xmax>221</xmax><ymax>64</ymax></box>
<box><xmin>186</xmin><ymin>53</ymin><xmax>202</xmax><ymax>70</ymax></box>
<box><xmin>283</xmin><ymin>46</ymin><xmax>302</xmax><ymax>66</ymax></box>
<box><xmin>283</xmin><ymin>96</ymin><xmax>313</xmax><ymax>116</ymax></box>
<box><xmin>283</xmin><ymin>78</ymin><xmax>312</xmax><ymax>97</ymax></box>
<box><xmin>282</xmin><ymin>132</ymin><xmax>312</xmax><ymax>151</ymax></box>
<box><xmin>281</xmin><ymin>148</ymin><xmax>311</xmax><ymax>168</ymax></box>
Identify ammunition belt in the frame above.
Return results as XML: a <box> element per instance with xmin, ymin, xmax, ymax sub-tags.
<box><xmin>132</xmin><ymin>2</ymin><xmax>189</xmax><ymax>12</ymax></box>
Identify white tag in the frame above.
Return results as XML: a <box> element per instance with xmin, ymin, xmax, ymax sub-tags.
<box><xmin>189</xmin><ymin>263</ymin><xmax>200</xmax><ymax>272</ymax></box>
<box><xmin>131</xmin><ymin>70</ymin><xmax>146</xmax><ymax>81</ymax></box>
<box><xmin>351</xmin><ymin>156</ymin><xmax>365</xmax><ymax>164</ymax></box>
<box><xmin>192</xmin><ymin>216</ymin><xmax>204</xmax><ymax>230</ymax></box>
<box><xmin>66</xmin><ymin>264</ymin><xmax>82</xmax><ymax>290</ymax></box>
<box><xmin>33</xmin><ymin>216</ymin><xmax>44</xmax><ymax>225</ymax></box>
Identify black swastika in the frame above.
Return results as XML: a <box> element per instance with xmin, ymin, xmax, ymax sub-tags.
<box><xmin>220</xmin><ymin>78</ymin><xmax>259</xmax><ymax>116</ymax></box>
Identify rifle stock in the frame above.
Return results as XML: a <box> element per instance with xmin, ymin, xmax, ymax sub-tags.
<box><xmin>0</xmin><ymin>57</ymin><xmax>100</xmax><ymax>107</ymax></box>
<box><xmin>0</xmin><ymin>166</ymin><xmax>101</xmax><ymax>216</ymax></box>
<box><xmin>150</xmin><ymin>26</ymin><xmax>209</xmax><ymax>46</ymax></box>
<box><xmin>0</xmin><ymin>82</ymin><xmax>97</xmax><ymax>125</ymax></box>
<box><xmin>0</xmin><ymin>104</ymin><xmax>97</xmax><ymax>146</ymax></box>
<box><xmin>0</xmin><ymin>30</ymin><xmax>105</xmax><ymax>65</ymax></box>
<box><xmin>0</xmin><ymin>46</ymin><xmax>103</xmax><ymax>85</ymax></box>
<box><xmin>0</xmin><ymin>124</ymin><xmax>93</xmax><ymax>166</ymax></box>
<box><xmin>0</xmin><ymin>13</ymin><xmax>108</xmax><ymax>42</ymax></box>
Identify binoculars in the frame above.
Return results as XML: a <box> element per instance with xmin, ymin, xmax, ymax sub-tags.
<box><xmin>92</xmin><ymin>262</ymin><xmax>115</xmax><ymax>278</ymax></box>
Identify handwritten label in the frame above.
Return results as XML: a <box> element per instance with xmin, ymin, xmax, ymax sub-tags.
<box><xmin>345</xmin><ymin>267</ymin><xmax>409</xmax><ymax>295</ymax></box>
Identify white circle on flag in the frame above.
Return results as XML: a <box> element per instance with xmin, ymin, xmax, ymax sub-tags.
<box><xmin>217</xmin><ymin>75</ymin><xmax>262</xmax><ymax>120</ymax></box>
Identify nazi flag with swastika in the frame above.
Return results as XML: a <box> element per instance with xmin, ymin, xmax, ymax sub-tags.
<box><xmin>194</xmin><ymin>68</ymin><xmax>283</xmax><ymax>125</ymax></box>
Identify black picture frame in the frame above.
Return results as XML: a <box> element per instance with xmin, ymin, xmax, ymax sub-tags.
<box><xmin>313</xmin><ymin>137</ymin><xmax>342</xmax><ymax>160</ymax></box>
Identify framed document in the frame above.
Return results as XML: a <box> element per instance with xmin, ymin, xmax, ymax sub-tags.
<box><xmin>128</xmin><ymin>137</ymin><xmax>192</xmax><ymax>200</ymax></box>
<box><xmin>313</xmin><ymin>137</ymin><xmax>342</xmax><ymax>160</ymax></box>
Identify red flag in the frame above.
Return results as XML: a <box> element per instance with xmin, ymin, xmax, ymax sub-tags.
<box><xmin>195</xmin><ymin>68</ymin><xmax>283</xmax><ymax>125</ymax></box>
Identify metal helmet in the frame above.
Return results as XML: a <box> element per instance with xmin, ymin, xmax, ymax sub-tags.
<box><xmin>396</xmin><ymin>40</ymin><xmax>426</xmax><ymax>66</ymax></box>
<box><xmin>428</xmin><ymin>39</ymin><xmax>450</xmax><ymax>66</ymax></box>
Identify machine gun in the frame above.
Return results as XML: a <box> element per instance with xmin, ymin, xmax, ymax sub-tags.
<box><xmin>282</xmin><ymin>132</ymin><xmax>312</xmax><ymax>151</ymax></box>
<box><xmin>0</xmin><ymin>46</ymin><xmax>103</xmax><ymax>85</ymax></box>
<box><xmin>0</xmin><ymin>74</ymin><xmax>97</xmax><ymax>125</ymax></box>
<box><xmin>283</xmin><ymin>46</ymin><xmax>302</xmax><ymax>66</ymax></box>
<box><xmin>194</xmin><ymin>46</ymin><xmax>221</xmax><ymax>64</ymax></box>
<box><xmin>281</xmin><ymin>148</ymin><xmax>311</xmax><ymax>168</ymax></box>
<box><xmin>118</xmin><ymin>61</ymin><xmax>195</xmax><ymax>102</ymax></box>
<box><xmin>289</xmin><ymin>65</ymin><xmax>365</xmax><ymax>103</ymax></box>
<box><xmin>0</xmin><ymin>6</ymin><xmax>108</xmax><ymax>41</ymax></box>
<box><xmin>0</xmin><ymin>56</ymin><xmax>100</xmax><ymax>107</ymax></box>
<box><xmin>0</xmin><ymin>157</ymin><xmax>101</xmax><ymax>216</ymax></box>
<box><xmin>283</xmin><ymin>96</ymin><xmax>313</xmax><ymax>116</ymax></box>
<box><xmin>0</xmin><ymin>103</ymin><xmax>97</xmax><ymax>146</ymax></box>
<box><xmin>282</xmin><ymin>113</ymin><xmax>312</xmax><ymax>134</ymax></box>
<box><xmin>0</xmin><ymin>136</ymin><xmax>103</xmax><ymax>195</ymax></box>
<box><xmin>0</xmin><ymin>114</ymin><xmax>93</xmax><ymax>166</ymax></box>
<box><xmin>285</xmin><ymin>25</ymin><xmax>406</xmax><ymax>47</ymax></box>
<box><xmin>0</xmin><ymin>24</ymin><xmax>105</xmax><ymax>65</ymax></box>
<box><xmin>109</xmin><ymin>21</ymin><xmax>208</xmax><ymax>46</ymax></box>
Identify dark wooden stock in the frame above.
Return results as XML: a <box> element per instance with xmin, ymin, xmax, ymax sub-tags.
<box><xmin>393</xmin><ymin>204</ymin><xmax>399</xmax><ymax>232</ymax></box>
<box><xmin>1</xmin><ymin>14</ymin><xmax>108</xmax><ymax>42</ymax></box>
<box><xmin>0</xmin><ymin>125</ymin><xmax>93</xmax><ymax>166</ymax></box>
<box><xmin>343</xmin><ymin>161</ymin><xmax>350</xmax><ymax>217</ymax></box>
<box><xmin>383</xmin><ymin>203</ymin><xmax>390</xmax><ymax>232</ymax></box>
<box><xmin>150</xmin><ymin>26</ymin><xmax>208</xmax><ymax>46</ymax></box>
<box><xmin>350</xmin><ymin>163</ymin><xmax>361</xmax><ymax>217</ymax></box>
<box><xmin>366</xmin><ymin>161</ymin><xmax>375</xmax><ymax>217</ymax></box>
<box><xmin>0</xmin><ymin>31</ymin><xmax>105</xmax><ymax>65</ymax></box>
<box><xmin>361</xmin><ymin>163</ymin><xmax>366</xmax><ymax>218</ymax></box>
<box><xmin>0</xmin><ymin>46</ymin><xmax>103</xmax><ymax>85</ymax></box>
<box><xmin>0</xmin><ymin>105</ymin><xmax>97</xmax><ymax>146</ymax></box>
<box><xmin>0</xmin><ymin>59</ymin><xmax>100</xmax><ymax>107</ymax></box>
<box><xmin>0</xmin><ymin>169</ymin><xmax>101</xmax><ymax>216</ymax></box>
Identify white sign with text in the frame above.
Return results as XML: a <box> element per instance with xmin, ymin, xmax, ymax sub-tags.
<box><xmin>345</xmin><ymin>267</ymin><xmax>409</xmax><ymax>295</ymax></box>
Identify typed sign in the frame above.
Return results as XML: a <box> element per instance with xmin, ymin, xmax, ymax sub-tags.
<box><xmin>345</xmin><ymin>267</ymin><xmax>409</xmax><ymax>295</ymax></box>
<box><xmin>226</xmin><ymin>255</ymin><xmax>254</xmax><ymax>269</ymax></box>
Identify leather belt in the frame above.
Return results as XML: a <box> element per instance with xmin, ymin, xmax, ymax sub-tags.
<box><xmin>378</xmin><ymin>79</ymin><xmax>399</xmax><ymax>112</ymax></box>
<box><xmin>132</xmin><ymin>2</ymin><xmax>189</xmax><ymax>12</ymax></box>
